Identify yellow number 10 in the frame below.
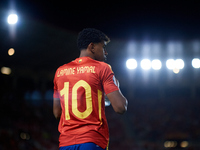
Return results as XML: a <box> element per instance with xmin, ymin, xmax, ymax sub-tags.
<box><xmin>60</xmin><ymin>80</ymin><xmax>102</xmax><ymax>121</ymax></box>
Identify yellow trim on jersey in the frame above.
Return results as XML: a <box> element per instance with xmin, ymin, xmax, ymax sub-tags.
<box><xmin>98</xmin><ymin>90</ymin><xmax>102</xmax><ymax>124</ymax></box>
<box><xmin>106</xmin><ymin>140</ymin><xmax>109</xmax><ymax>150</ymax></box>
<box><xmin>106</xmin><ymin>63</ymin><xmax>114</xmax><ymax>73</ymax></box>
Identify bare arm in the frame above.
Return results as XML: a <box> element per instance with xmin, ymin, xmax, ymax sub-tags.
<box><xmin>106</xmin><ymin>89</ymin><xmax>128</xmax><ymax>114</ymax></box>
<box><xmin>53</xmin><ymin>98</ymin><xmax>62</xmax><ymax>120</ymax></box>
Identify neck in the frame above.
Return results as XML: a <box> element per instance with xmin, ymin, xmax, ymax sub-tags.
<box><xmin>79</xmin><ymin>49</ymin><xmax>95</xmax><ymax>59</ymax></box>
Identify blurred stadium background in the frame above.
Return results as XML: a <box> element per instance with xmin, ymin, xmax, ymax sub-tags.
<box><xmin>0</xmin><ymin>0</ymin><xmax>200</xmax><ymax>150</ymax></box>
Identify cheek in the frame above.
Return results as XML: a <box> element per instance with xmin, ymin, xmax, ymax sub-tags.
<box><xmin>96</xmin><ymin>49</ymin><xmax>104</xmax><ymax>60</ymax></box>
<box><xmin>97</xmin><ymin>48</ymin><xmax>103</xmax><ymax>55</ymax></box>
<box><xmin>101</xmin><ymin>50</ymin><xmax>105</xmax><ymax>56</ymax></box>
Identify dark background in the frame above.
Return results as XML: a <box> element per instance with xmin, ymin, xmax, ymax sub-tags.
<box><xmin>0</xmin><ymin>0</ymin><xmax>200</xmax><ymax>149</ymax></box>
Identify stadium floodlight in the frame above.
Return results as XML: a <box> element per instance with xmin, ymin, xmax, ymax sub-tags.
<box><xmin>166</xmin><ymin>59</ymin><xmax>175</xmax><ymax>70</ymax></box>
<box><xmin>140</xmin><ymin>59</ymin><xmax>151</xmax><ymax>70</ymax></box>
<box><xmin>175</xmin><ymin>59</ymin><xmax>184</xmax><ymax>69</ymax></box>
<box><xmin>152</xmin><ymin>59</ymin><xmax>162</xmax><ymax>70</ymax></box>
<box><xmin>126</xmin><ymin>59</ymin><xmax>137</xmax><ymax>70</ymax></box>
<box><xmin>192</xmin><ymin>58</ymin><xmax>200</xmax><ymax>68</ymax></box>
<box><xmin>166</xmin><ymin>59</ymin><xmax>184</xmax><ymax>71</ymax></box>
<box><xmin>7</xmin><ymin>14</ymin><xmax>18</xmax><ymax>24</ymax></box>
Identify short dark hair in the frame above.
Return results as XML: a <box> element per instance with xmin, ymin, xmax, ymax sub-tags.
<box><xmin>77</xmin><ymin>28</ymin><xmax>110</xmax><ymax>50</ymax></box>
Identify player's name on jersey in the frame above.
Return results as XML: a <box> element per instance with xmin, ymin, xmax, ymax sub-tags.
<box><xmin>57</xmin><ymin>66</ymin><xmax>96</xmax><ymax>77</ymax></box>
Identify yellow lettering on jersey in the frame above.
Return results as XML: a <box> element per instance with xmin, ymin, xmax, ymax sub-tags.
<box><xmin>60</xmin><ymin>82</ymin><xmax>70</xmax><ymax>120</ymax></box>
<box><xmin>77</xmin><ymin>67</ymin><xmax>80</xmax><ymax>74</ymax></box>
<box><xmin>57</xmin><ymin>67</ymin><xmax>75</xmax><ymax>77</ymax></box>
<box><xmin>90</xmin><ymin>66</ymin><xmax>95</xmax><ymax>73</ymax></box>
<box><xmin>72</xmin><ymin>80</ymin><xmax>93</xmax><ymax>119</ymax></box>
<box><xmin>83</xmin><ymin>66</ymin><xmax>89</xmax><ymax>73</ymax></box>
<box><xmin>60</xmin><ymin>80</ymin><xmax>102</xmax><ymax>121</ymax></box>
<box><xmin>77</xmin><ymin>66</ymin><xmax>95</xmax><ymax>74</ymax></box>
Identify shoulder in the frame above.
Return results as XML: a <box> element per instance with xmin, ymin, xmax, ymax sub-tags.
<box><xmin>92</xmin><ymin>61</ymin><xmax>114</xmax><ymax>75</ymax></box>
<box><xmin>89</xmin><ymin>59</ymin><xmax>112</xmax><ymax>69</ymax></box>
<box><xmin>92</xmin><ymin>60</ymin><xmax>113</xmax><ymax>72</ymax></box>
<box><xmin>99</xmin><ymin>62</ymin><xmax>113</xmax><ymax>72</ymax></box>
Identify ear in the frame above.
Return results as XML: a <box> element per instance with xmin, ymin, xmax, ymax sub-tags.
<box><xmin>88</xmin><ymin>42</ymin><xmax>95</xmax><ymax>54</ymax></box>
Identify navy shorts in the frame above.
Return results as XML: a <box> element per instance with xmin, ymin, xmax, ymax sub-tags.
<box><xmin>59</xmin><ymin>142</ymin><xmax>107</xmax><ymax>150</ymax></box>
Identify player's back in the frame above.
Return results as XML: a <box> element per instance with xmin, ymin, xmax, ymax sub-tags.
<box><xmin>54</xmin><ymin>57</ymin><xmax>109</xmax><ymax>148</ymax></box>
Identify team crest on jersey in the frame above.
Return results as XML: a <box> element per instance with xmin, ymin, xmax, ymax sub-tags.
<box><xmin>79</xmin><ymin>59</ymin><xmax>82</xmax><ymax>63</ymax></box>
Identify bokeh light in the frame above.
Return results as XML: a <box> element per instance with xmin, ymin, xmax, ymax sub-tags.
<box><xmin>151</xmin><ymin>59</ymin><xmax>162</xmax><ymax>70</ymax></box>
<box><xmin>175</xmin><ymin>59</ymin><xmax>184</xmax><ymax>69</ymax></box>
<box><xmin>8</xmin><ymin>48</ymin><xmax>15</xmax><ymax>56</ymax></box>
<box><xmin>141</xmin><ymin>59</ymin><xmax>151</xmax><ymax>70</ymax></box>
<box><xmin>180</xmin><ymin>141</ymin><xmax>189</xmax><ymax>148</ymax></box>
<box><xmin>166</xmin><ymin>59</ymin><xmax>175</xmax><ymax>70</ymax></box>
<box><xmin>126</xmin><ymin>59</ymin><xmax>137</xmax><ymax>70</ymax></box>
<box><xmin>1</xmin><ymin>67</ymin><xmax>12</xmax><ymax>75</ymax></box>
<box><xmin>166</xmin><ymin>59</ymin><xmax>184</xmax><ymax>70</ymax></box>
<box><xmin>192</xmin><ymin>58</ymin><xmax>200</xmax><ymax>68</ymax></box>
<box><xmin>7</xmin><ymin>14</ymin><xmax>18</xmax><ymax>24</ymax></box>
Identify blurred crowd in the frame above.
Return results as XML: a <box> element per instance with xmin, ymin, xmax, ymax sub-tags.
<box><xmin>0</xmin><ymin>89</ymin><xmax>200</xmax><ymax>150</ymax></box>
<box><xmin>107</xmin><ymin>98</ymin><xmax>200</xmax><ymax>150</ymax></box>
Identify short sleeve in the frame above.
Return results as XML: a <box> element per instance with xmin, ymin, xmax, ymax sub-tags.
<box><xmin>100</xmin><ymin>64</ymin><xmax>119</xmax><ymax>95</ymax></box>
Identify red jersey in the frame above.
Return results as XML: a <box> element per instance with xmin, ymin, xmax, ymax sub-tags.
<box><xmin>53</xmin><ymin>57</ymin><xmax>119</xmax><ymax>149</ymax></box>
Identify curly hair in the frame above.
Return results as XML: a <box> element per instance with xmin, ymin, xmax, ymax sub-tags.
<box><xmin>77</xmin><ymin>28</ymin><xmax>110</xmax><ymax>50</ymax></box>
